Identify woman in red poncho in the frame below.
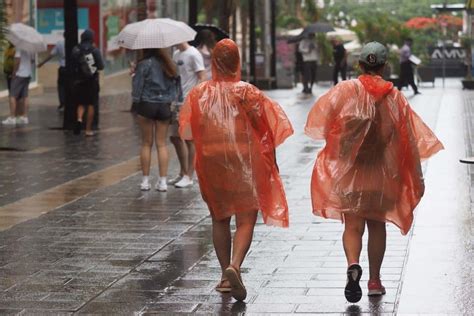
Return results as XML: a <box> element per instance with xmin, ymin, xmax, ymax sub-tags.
<box><xmin>305</xmin><ymin>42</ymin><xmax>443</xmax><ymax>303</ymax></box>
<box><xmin>179</xmin><ymin>39</ymin><xmax>293</xmax><ymax>301</ymax></box>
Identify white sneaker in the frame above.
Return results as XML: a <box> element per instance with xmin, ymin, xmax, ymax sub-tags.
<box><xmin>175</xmin><ymin>175</ymin><xmax>193</xmax><ymax>188</ymax></box>
<box><xmin>140</xmin><ymin>181</ymin><xmax>151</xmax><ymax>191</ymax></box>
<box><xmin>16</xmin><ymin>116</ymin><xmax>29</xmax><ymax>125</ymax></box>
<box><xmin>167</xmin><ymin>174</ymin><xmax>183</xmax><ymax>184</ymax></box>
<box><xmin>2</xmin><ymin>117</ymin><xmax>16</xmax><ymax>125</ymax></box>
<box><xmin>155</xmin><ymin>180</ymin><xmax>167</xmax><ymax>192</ymax></box>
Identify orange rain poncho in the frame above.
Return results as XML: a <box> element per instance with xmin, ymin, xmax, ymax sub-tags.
<box><xmin>179</xmin><ymin>39</ymin><xmax>294</xmax><ymax>227</ymax></box>
<box><xmin>305</xmin><ymin>75</ymin><xmax>443</xmax><ymax>234</ymax></box>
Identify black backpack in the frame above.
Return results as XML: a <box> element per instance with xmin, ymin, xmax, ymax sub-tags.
<box><xmin>72</xmin><ymin>45</ymin><xmax>96</xmax><ymax>80</ymax></box>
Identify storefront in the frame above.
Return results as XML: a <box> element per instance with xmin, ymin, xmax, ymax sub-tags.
<box><xmin>100</xmin><ymin>0</ymin><xmax>188</xmax><ymax>75</ymax></box>
<box><xmin>36</xmin><ymin>0</ymin><xmax>188</xmax><ymax>76</ymax></box>
<box><xmin>1</xmin><ymin>0</ymin><xmax>189</xmax><ymax>94</ymax></box>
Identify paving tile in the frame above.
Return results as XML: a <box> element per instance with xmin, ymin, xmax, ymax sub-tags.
<box><xmin>142</xmin><ymin>302</ymin><xmax>199</xmax><ymax>313</ymax></box>
<box><xmin>75</xmin><ymin>302</ymin><xmax>144</xmax><ymax>315</ymax></box>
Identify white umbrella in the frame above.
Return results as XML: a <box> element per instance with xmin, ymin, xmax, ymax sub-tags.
<box><xmin>116</xmin><ymin>18</ymin><xmax>197</xmax><ymax>50</ymax></box>
<box><xmin>6</xmin><ymin>23</ymin><xmax>47</xmax><ymax>53</ymax></box>
<box><xmin>344</xmin><ymin>39</ymin><xmax>362</xmax><ymax>53</ymax></box>
<box><xmin>326</xmin><ymin>27</ymin><xmax>357</xmax><ymax>42</ymax></box>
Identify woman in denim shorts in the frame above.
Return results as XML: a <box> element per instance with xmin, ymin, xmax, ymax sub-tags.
<box><xmin>132</xmin><ymin>49</ymin><xmax>180</xmax><ymax>192</ymax></box>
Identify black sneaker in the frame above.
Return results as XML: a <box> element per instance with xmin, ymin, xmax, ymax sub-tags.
<box><xmin>344</xmin><ymin>263</ymin><xmax>363</xmax><ymax>303</ymax></box>
<box><xmin>73</xmin><ymin>121</ymin><xmax>82</xmax><ymax>135</ymax></box>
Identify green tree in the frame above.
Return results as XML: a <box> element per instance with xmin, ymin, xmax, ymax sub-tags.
<box><xmin>322</xmin><ymin>0</ymin><xmax>462</xmax><ymax>23</ymax></box>
<box><xmin>0</xmin><ymin>0</ymin><xmax>6</xmax><ymax>44</ymax></box>
<box><xmin>352</xmin><ymin>12</ymin><xmax>411</xmax><ymax>47</ymax></box>
<box><xmin>276</xmin><ymin>0</ymin><xmax>320</xmax><ymax>29</ymax></box>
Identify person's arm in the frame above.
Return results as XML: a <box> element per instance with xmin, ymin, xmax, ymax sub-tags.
<box><xmin>259</xmin><ymin>90</ymin><xmax>294</xmax><ymax>147</ymax></box>
<box><xmin>93</xmin><ymin>48</ymin><xmax>105</xmax><ymax>71</ymax></box>
<box><xmin>178</xmin><ymin>88</ymin><xmax>195</xmax><ymax>140</ymax></box>
<box><xmin>131</xmin><ymin>61</ymin><xmax>148</xmax><ymax>103</ymax></box>
<box><xmin>196</xmin><ymin>70</ymin><xmax>206</xmax><ymax>83</ymax></box>
<box><xmin>192</xmin><ymin>52</ymin><xmax>206</xmax><ymax>83</ymax></box>
<box><xmin>38</xmin><ymin>53</ymin><xmax>53</xmax><ymax>68</ymax></box>
<box><xmin>38</xmin><ymin>44</ymin><xmax>59</xmax><ymax>68</ymax></box>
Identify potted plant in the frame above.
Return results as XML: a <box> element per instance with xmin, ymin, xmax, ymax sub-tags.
<box><xmin>461</xmin><ymin>35</ymin><xmax>474</xmax><ymax>89</ymax></box>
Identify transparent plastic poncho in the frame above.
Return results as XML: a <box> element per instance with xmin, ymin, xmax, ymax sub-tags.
<box><xmin>305</xmin><ymin>75</ymin><xmax>443</xmax><ymax>234</ymax></box>
<box><xmin>179</xmin><ymin>39</ymin><xmax>294</xmax><ymax>227</ymax></box>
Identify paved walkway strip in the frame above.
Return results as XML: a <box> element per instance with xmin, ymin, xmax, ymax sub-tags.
<box><xmin>0</xmin><ymin>157</ymin><xmax>141</xmax><ymax>230</ymax></box>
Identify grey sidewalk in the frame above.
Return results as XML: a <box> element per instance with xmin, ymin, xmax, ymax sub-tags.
<box><xmin>0</xmin><ymin>79</ymin><xmax>472</xmax><ymax>314</ymax></box>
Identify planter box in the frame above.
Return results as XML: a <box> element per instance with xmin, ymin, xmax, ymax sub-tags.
<box><xmin>462</xmin><ymin>79</ymin><xmax>474</xmax><ymax>89</ymax></box>
<box><xmin>417</xmin><ymin>67</ymin><xmax>435</xmax><ymax>87</ymax></box>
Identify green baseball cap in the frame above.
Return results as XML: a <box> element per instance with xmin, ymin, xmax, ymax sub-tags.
<box><xmin>359</xmin><ymin>41</ymin><xmax>387</xmax><ymax>66</ymax></box>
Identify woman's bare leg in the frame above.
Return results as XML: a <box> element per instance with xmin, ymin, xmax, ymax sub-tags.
<box><xmin>343</xmin><ymin>213</ymin><xmax>366</xmax><ymax>265</ymax></box>
<box><xmin>367</xmin><ymin>220</ymin><xmax>386</xmax><ymax>280</ymax></box>
<box><xmin>85</xmin><ymin>105</ymin><xmax>94</xmax><ymax>134</ymax></box>
<box><xmin>77</xmin><ymin>104</ymin><xmax>85</xmax><ymax>122</ymax></box>
<box><xmin>137</xmin><ymin>115</ymin><xmax>154</xmax><ymax>176</ymax></box>
<box><xmin>212</xmin><ymin>217</ymin><xmax>232</xmax><ymax>280</ymax></box>
<box><xmin>155</xmin><ymin>120</ymin><xmax>169</xmax><ymax>177</ymax></box>
<box><xmin>231</xmin><ymin>210</ymin><xmax>258</xmax><ymax>269</ymax></box>
<box><xmin>170</xmin><ymin>135</ymin><xmax>187</xmax><ymax>176</ymax></box>
<box><xmin>185</xmin><ymin>140</ymin><xmax>195</xmax><ymax>178</ymax></box>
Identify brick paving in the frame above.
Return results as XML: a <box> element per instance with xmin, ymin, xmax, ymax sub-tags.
<box><xmin>0</xmin><ymin>82</ymin><xmax>471</xmax><ymax>314</ymax></box>
<box><xmin>0</xmin><ymin>93</ymin><xmax>141</xmax><ymax>207</ymax></box>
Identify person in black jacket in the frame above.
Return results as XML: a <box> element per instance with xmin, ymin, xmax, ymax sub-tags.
<box><xmin>331</xmin><ymin>37</ymin><xmax>347</xmax><ymax>85</ymax></box>
<box><xmin>72</xmin><ymin>29</ymin><xmax>104</xmax><ymax>136</ymax></box>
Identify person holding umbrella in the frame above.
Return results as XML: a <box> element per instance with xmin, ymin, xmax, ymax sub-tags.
<box><xmin>116</xmin><ymin>18</ymin><xmax>196</xmax><ymax>191</ymax></box>
<box><xmin>2</xmin><ymin>46</ymin><xmax>34</xmax><ymax>125</ymax></box>
<box><xmin>132</xmin><ymin>48</ymin><xmax>180</xmax><ymax>191</ymax></box>
<box><xmin>298</xmin><ymin>33</ymin><xmax>319</xmax><ymax>95</ymax></box>
<box><xmin>331</xmin><ymin>36</ymin><xmax>347</xmax><ymax>85</ymax></box>
<box><xmin>191</xmin><ymin>24</ymin><xmax>229</xmax><ymax>80</ymax></box>
<box><xmin>179</xmin><ymin>39</ymin><xmax>293</xmax><ymax>301</ymax></box>
<box><xmin>2</xmin><ymin>23</ymin><xmax>46</xmax><ymax>126</ymax></box>
<box><xmin>196</xmin><ymin>29</ymin><xmax>216</xmax><ymax>80</ymax></box>
<box><xmin>2</xmin><ymin>42</ymin><xmax>16</xmax><ymax>120</ymax></box>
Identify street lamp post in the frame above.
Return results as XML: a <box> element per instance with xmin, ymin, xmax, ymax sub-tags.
<box><xmin>249</xmin><ymin>0</ymin><xmax>256</xmax><ymax>84</ymax></box>
<box><xmin>63</xmin><ymin>0</ymin><xmax>78</xmax><ymax>130</ymax></box>
<box><xmin>188</xmin><ymin>0</ymin><xmax>198</xmax><ymax>26</ymax></box>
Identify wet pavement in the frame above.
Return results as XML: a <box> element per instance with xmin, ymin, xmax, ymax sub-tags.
<box><xmin>0</xmin><ymin>78</ymin><xmax>472</xmax><ymax>314</ymax></box>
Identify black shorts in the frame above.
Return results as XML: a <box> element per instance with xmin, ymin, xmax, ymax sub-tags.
<box><xmin>136</xmin><ymin>102</ymin><xmax>171</xmax><ymax>121</ymax></box>
<box><xmin>74</xmin><ymin>78</ymin><xmax>99</xmax><ymax>106</ymax></box>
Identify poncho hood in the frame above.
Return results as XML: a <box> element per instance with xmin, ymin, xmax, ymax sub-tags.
<box><xmin>211</xmin><ymin>39</ymin><xmax>241</xmax><ymax>82</ymax></box>
<box><xmin>358</xmin><ymin>74</ymin><xmax>393</xmax><ymax>100</ymax></box>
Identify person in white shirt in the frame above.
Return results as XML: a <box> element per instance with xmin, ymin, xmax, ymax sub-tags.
<box><xmin>298</xmin><ymin>33</ymin><xmax>319</xmax><ymax>95</ymax></box>
<box><xmin>39</xmin><ymin>36</ymin><xmax>66</xmax><ymax>110</ymax></box>
<box><xmin>2</xmin><ymin>49</ymin><xmax>34</xmax><ymax>125</ymax></box>
<box><xmin>170</xmin><ymin>42</ymin><xmax>206</xmax><ymax>188</ymax></box>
